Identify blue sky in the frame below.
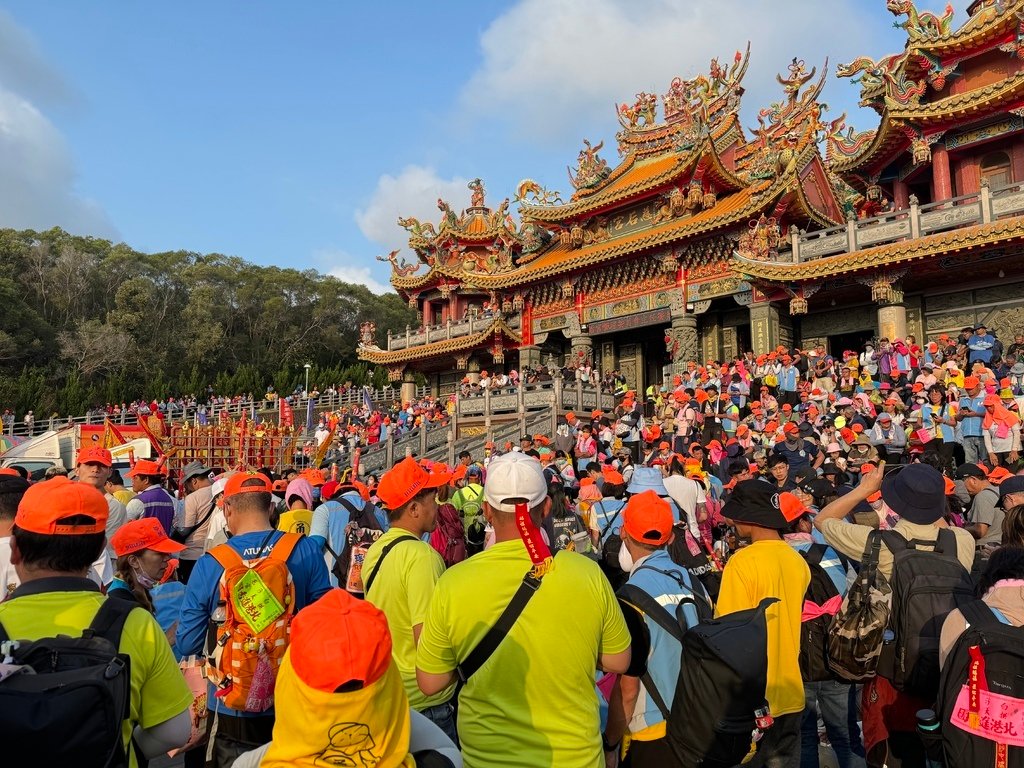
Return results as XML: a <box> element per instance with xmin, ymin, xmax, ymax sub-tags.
<box><xmin>0</xmin><ymin>1</ymin><xmax>956</xmax><ymax>292</ymax></box>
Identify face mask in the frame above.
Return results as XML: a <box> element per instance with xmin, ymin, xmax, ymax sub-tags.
<box><xmin>132</xmin><ymin>563</ymin><xmax>157</xmax><ymax>591</ymax></box>
<box><xmin>555</xmin><ymin>459</ymin><xmax>567</xmax><ymax>468</ymax></box>
<box><xmin>618</xmin><ymin>543</ymin><xmax>634</xmax><ymax>573</ymax></box>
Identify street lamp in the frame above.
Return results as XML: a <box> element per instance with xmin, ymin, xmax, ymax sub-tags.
<box><xmin>303</xmin><ymin>363</ymin><xmax>311</xmax><ymax>395</ymax></box>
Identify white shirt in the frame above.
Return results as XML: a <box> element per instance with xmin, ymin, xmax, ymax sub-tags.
<box><xmin>105</xmin><ymin>493</ymin><xmax>127</xmax><ymax>556</ymax></box>
<box><xmin>664</xmin><ymin>474</ymin><xmax>706</xmax><ymax>538</ymax></box>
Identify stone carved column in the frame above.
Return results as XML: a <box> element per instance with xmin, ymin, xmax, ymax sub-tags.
<box><xmin>748</xmin><ymin>302</ymin><xmax>782</xmax><ymax>355</ymax></box>
<box><xmin>665</xmin><ymin>314</ymin><xmax>698</xmax><ymax>373</ymax></box>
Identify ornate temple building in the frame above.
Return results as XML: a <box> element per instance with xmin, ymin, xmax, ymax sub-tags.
<box><xmin>359</xmin><ymin>0</ymin><xmax>1024</xmax><ymax>397</ymax></box>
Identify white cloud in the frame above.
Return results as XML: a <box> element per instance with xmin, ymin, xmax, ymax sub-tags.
<box><xmin>0</xmin><ymin>12</ymin><xmax>114</xmax><ymax>237</ymax></box>
<box><xmin>315</xmin><ymin>249</ymin><xmax>394</xmax><ymax>294</ymax></box>
<box><xmin>355</xmin><ymin>165</ymin><xmax>471</xmax><ymax>254</ymax></box>
<box><xmin>458</xmin><ymin>0</ymin><xmax>890</xmax><ymax>143</ymax></box>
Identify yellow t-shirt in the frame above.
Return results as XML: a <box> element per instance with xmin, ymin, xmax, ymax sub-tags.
<box><xmin>112</xmin><ymin>488</ymin><xmax>136</xmax><ymax>507</ymax></box>
<box><xmin>0</xmin><ymin>587</ymin><xmax>192</xmax><ymax>768</ymax></box>
<box><xmin>278</xmin><ymin>508</ymin><xmax>312</xmax><ymax>536</ymax></box>
<box><xmin>715</xmin><ymin>539</ymin><xmax>810</xmax><ymax>718</ymax></box>
<box><xmin>417</xmin><ymin>540</ymin><xmax>632</xmax><ymax>768</ymax></box>
<box><xmin>364</xmin><ymin>527</ymin><xmax>453</xmax><ymax>710</ymax></box>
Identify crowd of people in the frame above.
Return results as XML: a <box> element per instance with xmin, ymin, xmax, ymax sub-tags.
<box><xmin>2</xmin><ymin>326</ymin><xmax>1024</xmax><ymax>768</ymax></box>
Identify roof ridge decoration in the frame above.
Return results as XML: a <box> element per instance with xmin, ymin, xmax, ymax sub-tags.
<box><xmin>390</xmin><ymin>178</ymin><xmax>554</xmax><ymax>287</ymax></box>
<box><xmin>887</xmin><ymin>0</ymin><xmax>955</xmax><ymax>42</ymax></box>
<box><xmin>567</xmin><ymin>139</ymin><xmax>613</xmax><ymax>195</ymax></box>
<box><xmin>613</xmin><ymin>42</ymin><xmax>751</xmax><ymax>160</ymax></box>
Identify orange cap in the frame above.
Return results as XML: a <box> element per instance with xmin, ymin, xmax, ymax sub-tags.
<box><xmin>565</xmin><ymin>411</ymin><xmax>576</xmax><ymax>420</ymax></box>
<box><xmin>658</xmin><ymin>441</ymin><xmax>670</xmax><ymax>450</ymax></box>
<box><xmin>288</xmin><ymin>588</ymin><xmax>394</xmax><ymax>692</ymax></box>
<box><xmin>736</xmin><ymin>424</ymin><xmax>749</xmax><ymax>436</ymax></box>
<box><xmin>110</xmin><ymin>517</ymin><xmax>186</xmax><ymax>557</ymax></box>
<box><xmin>779</xmin><ymin>492</ymin><xmax>809</xmax><ymax>523</ymax></box>
<box><xmin>943</xmin><ymin>476</ymin><xmax>956</xmax><ymax>496</ymax></box>
<box><xmin>783</xmin><ymin>422</ymin><xmax>799</xmax><ymax>434</ymax></box>
<box><xmin>15</xmin><ymin>476</ymin><xmax>108</xmax><ymax>535</ymax></box>
<box><xmin>867</xmin><ymin>491</ymin><xmax>882</xmax><ymax>503</ymax></box>
<box><xmin>861</xmin><ymin>463</ymin><xmax>876</xmax><ymax>474</ymax></box>
<box><xmin>621</xmin><ymin>490</ymin><xmax>673</xmax><ymax>546</ymax></box>
<box><xmin>450</xmin><ymin>465</ymin><xmax>468</xmax><ymax>482</ymax></box>
<box><xmin>272</xmin><ymin>479</ymin><xmax>289</xmax><ymax>493</ymax></box>
<box><xmin>224</xmin><ymin>472</ymin><xmax>273</xmax><ymax>498</ymax></box>
<box><xmin>126</xmin><ymin>459</ymin><xmax>165</xmax><ymax>477</ymax></box>
<box><xmin>963</xmin><ymin>376</ymin><xmax>980</xmax><ymax>389</ymax></box>
<box><xmin>77</xmin><ymin>446</ymin><xmax>112</xmax><ymax>467</ymax></box>
<box><xmin>988</xmin><ymin>467</ymin><xmax>1013</xmax><ymax>485</ymax></box>
<box><xmin>601</xmin><ymin>467</ymin><xmax>625</xmax><ymax>484</ymax></box>
<box><xmin>580</xmin><ymin>477</ymin><xmax>594</xmax><ymax>487</ymax></box>
<box><xmin>782</xmin><ymin>404</ymin><xmax>793</xmax><ymax>412</ymax></box>
<box><xmin>377</xmin><ymin>456</ymin><xmax>450</xmax><ymax>511</ymax></box>
<box><xmin>301</xmin><ymin>468</ymin><xmax>326</xmax><ymax>487</ymax></box>
<box><xmin>0</xmin><ymin>468</ymin><xmax>20</xmax><ymax>477</ymax></box>
<box><xmin>591</xmin><ymin>409</ymin><xmax>603</xmax><ymax>419</ymax></box>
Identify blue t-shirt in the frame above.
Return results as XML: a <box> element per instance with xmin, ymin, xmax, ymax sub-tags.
<box><xmin>592</xmin><ymin>498</ymin><xmax>626</xmax><ymax>544</ymax></box>
<box><xmin>958</xmin><ymin>395</ymin><xmax>986</xmax><ymax>438</ymax></box>
<box><xmin>310</xmin><ymin>492</ymin><xmax>389</xmax><ymax>587</ymax></box>
<box><xmin>625</xmin><ymin>550</ymin><xmax>709</xmax><ymax>731</ymax></box>
<box><xmin>173</xmin><ymin>528</ymin><xmax>331</xmax><ymax>717</ymax></box>
<box><xmin>787</xmin><ymin>540</ymin><xmax>847</xmax><ymax>596</ymax></box>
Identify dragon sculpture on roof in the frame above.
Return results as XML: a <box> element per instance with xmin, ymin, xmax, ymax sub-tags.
<box><xmin>887</xmin><ymin>0</ymin><xmax>955</xmax><ymax>41</ymax></box>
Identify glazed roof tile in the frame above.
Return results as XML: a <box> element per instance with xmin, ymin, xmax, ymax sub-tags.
<box><xmin>469</xmin><ymin>177</ymin><xmax>780</xmax><ymax>290</ymax></box>
<box><xmin>888</xmin><ymin>70</ymin><xmax>1024</xmax><ymax>123</ymax></box>
<box><xmin>356</xmin><ymin>317</ymin><xmax>522</xmax><ymax>365</ymax></box>
<box><xmin>519</xmin><ymin>150</ymin><xmax>698</xmax><ymax>222</ymax></box>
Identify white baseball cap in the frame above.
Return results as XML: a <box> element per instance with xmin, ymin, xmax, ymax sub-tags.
<box><xmin>484</xmin><ymin>452</ymin><xmax>548</xmax><ymax>513</ymax></box>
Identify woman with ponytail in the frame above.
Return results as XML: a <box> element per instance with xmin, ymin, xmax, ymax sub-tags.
<box><xmin>109</xmin><ymin>517</ymin><xmax>186</xmax><ymax>613</ymax></box>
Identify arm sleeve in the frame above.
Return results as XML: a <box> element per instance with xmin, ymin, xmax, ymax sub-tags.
<box><xmin>597</xmin><ymin>569</ymin><xmax>632</xmax><ymax>656</ymax></box>
<box><xmin>1014</xmin><ymin>424</ymin><xmax>1021</xmax><ymax>452</ymax></box>
<box><xmin>310</xmin><ymin>505</ymin><xmax>330</xmax><ymax>540</ymax></box>
<box><xmin>131</xmin><ymin>610</ymin><xmax>193</xmax><ymax>730</ymax></box>
<box><xmin>126</xmin><ymin>498</ymin><xmax>145</xmax><ymax>521</ymax></box>
<box><xmin>173</xmin><ymin>555</ymin><xmax>219</xmax><ymax>659</ymax></box>
<box><xmin>819</xmin><ymin>519</ymin><xmax>872</xmax><ymax>563</ymax></box>
<box><xmin>984</xmin><ymin>429</ymin><xmax>995</xmax><ymax>453</ymax></box>
<box><xmin>293</xmin><ymin>535</ymin><xmax>332</xmax><ymax>606</ymax></box>
<box><xmin>405</xmin><ymin>548</ymin><xmax>446</xmax><ymax>628</ymax></box>
<box><xmin>416</xmin><ymin>584</ymin><xmax>457</xmax><ymax>675</ymax></box>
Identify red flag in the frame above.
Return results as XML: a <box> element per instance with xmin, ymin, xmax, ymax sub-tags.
<box><xmin>102</xmin><ymin>418</ymin><xmax>128</xmax><ymax>449</ymax></box>
<box><xmin>279</xmin><ymin>397</ymin><xmax>294</xmax><ymax>428</ymax></box>
<box><xmin>135</xmin><ymin>412</ymin><xmax>166</xmax><ymax>457</ymax></box>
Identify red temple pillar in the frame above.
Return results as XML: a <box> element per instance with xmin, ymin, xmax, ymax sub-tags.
<box><xmin>932</xmin><ymin>143</ymin><xmax>953</xmax><ymax>201</ymax></box>
<box><xmin>893</xmin><ymin>179</ymin><xmax>910</xmax><ymax>210</ymax></box>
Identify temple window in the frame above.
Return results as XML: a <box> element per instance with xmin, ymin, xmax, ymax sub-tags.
<box><xmin>980</xmin><ymin>150</ymin><xmax>1012</xmax><ymax>188</ymax></box>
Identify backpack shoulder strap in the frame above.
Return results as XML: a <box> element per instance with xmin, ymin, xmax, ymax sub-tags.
<box><xmin>616</xmin><ymin>583</ymin><xmax>687</xmax><ymax>644</ymax></box>
<box><xmin>803</xmin><ymin>543</ymin><xmax>827</xmax><ymax>567</ymax></box>
<box><xmin>267</xmin><ymin>532</ymin><xmax>301</xmax><ymax>565</ymax></box>
<box><xmin>959</xmin><ymin>599</ymin><xmax>999</xmax><ymax>631</ymax></box>
<box><xmin>364</xmin><ymin>534</ymin><xmax>420</xmax><ymax>595</ymax></box>
<box><xmin>209</xmin><ymin>542</ymin><xmax>244</xmax><ymax>571</ymax></box>
<box><xmin>85</xmin><ymin>597</ymin><xmax>139</xmax><ymax>647</ymax></box>
<box><xmin>335</xmin><ymin>495</ymin><xmax>368</xmax><ymax>522</ymax></box>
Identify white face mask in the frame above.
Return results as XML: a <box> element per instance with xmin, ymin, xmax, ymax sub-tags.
<box><xmin>618</xmin><ymin>543</ymin><xmax>635</xmax><ymax>573</ymax></box>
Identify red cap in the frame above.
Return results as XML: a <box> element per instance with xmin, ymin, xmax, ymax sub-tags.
<box><xmin>621</xmin><ymin>490</ymin><xmax>673</xmax><ymax>546</ymax></box>
<box><xmin>224</xmin><ymin>472</ymin><xmax>273</xmax><ymax>498</ymax></box>
<box><xmin>288</xmin><ymin>588</ymin><xmax>394</xmax><ymax>692</ymax></box>
<box><xmin>126</xmin><ymin>459</ymin><xmax>165</xmax><ymax>477</ymax></box>
<box><xmin>110</xmin><ymin>517</ymin><xmax>186</xmax><ymax>557</ymax></box>
<box><xmin>15</xmin><ymin>477</ymin><xmax>108</xmax><ymax>535</ymax></box>
<box><xmin>377</xmin><ymin>456</ymin><xmax>450</xmax><ymax>511</ymax></box>
<box><xmin>782</xmin><ymin>404</ymin><xmax>793</xmax><ymax>412</ymax></box>
<box><xmin>77</xmin><ymin>447</ymin><xmax>112</xmax><ymax>467</ymax></box>
<box><xmin>320</xmin><ymin>480</ymin><xmax>340</xmax><ymax>500</ymax></box>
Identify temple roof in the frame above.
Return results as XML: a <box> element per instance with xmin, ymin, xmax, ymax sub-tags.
<box><xmin>356</xmin><ymin>316</ymin><xmax>522</xmax><ymax>365</ymax></box>
<box><xmin>731</xmin><ymin>214</ymin><xmax>1024</xmax><ymax>282</ymax></box>
<box><xmin>912</xmin><ymin>0</ymin><xmax>1024</xmax><ymax>55</ymax></box>
<box><xmin>469</xmin><ymin>175</ymin><xmax>790</xmax><ymax>290</ymax></box>
<box><xmin>888</xmin><ymin>70</ymin><xmax>1024</xmax><ymax>124</ymax></box>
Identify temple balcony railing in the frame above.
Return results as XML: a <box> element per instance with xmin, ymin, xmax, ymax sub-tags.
<box><xmin>773</xmin><ymin>180</ymin><xmax>1024</xmax><ymax>264</ymax></box>
<box><xmin>454</xmin><ymin>377</ymin><xmax>616</xmax><ymax>421</ymax></box>
<box><xmin>386</xmin><ymin>311</ymin><xmax>521</xmax><ymax>351</ymax></box>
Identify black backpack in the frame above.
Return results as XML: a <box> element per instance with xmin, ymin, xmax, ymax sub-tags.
<box><xmin>877</xmin><ymin>528</ymin><xmax>975</xmax><ymax>700</ymax></box>
<box><xmin>0</xmin><ymin>594</ymin><xmax>136</xmax><ymax>768</ymax></box>
<box><xmin>667</xmin><ymin>598</ymin><xmax>778</xmax><ymax>768</ymax></box>
<box><xmin>936</xmin><ymin>600</ymin><xmax>1024</xmax><ymax>768</ymax></box>
<box><xmin>667</xmin><ymin>523</ymin><xmax>723</xmax><ymax>602</ymax></box>
<box><xmin>325</xmin><ymin>495</ymin><xmax>385</xmax><ymax>595</ymax></box>
<box><xmin>798</xmin><ymin>544</ymin><xmax>842</xmax><ymax>682</ymax></box>
<box><xmin>617</xmin><ymin>564</ymin><xmax>713</xmax><ymax>719</ymax></box>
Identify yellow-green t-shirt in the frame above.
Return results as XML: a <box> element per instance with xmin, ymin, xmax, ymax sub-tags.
<box><xmin>715</xmin><ymin>539</ymin><xmax>810</xmax><ymax>718</ymax></box>
<box><xmin>0</xmin><ymin>587</ymin><xmax>193</xmax><ymax>768</ymax></box>
<box><xmin>364</xmin><ymin>526</ymin><xmax>453</xmax><ymax>710</ymax></box>
<box><xmin>417</xmin><ymin>540</ymin><xmax>632</xmax><ymax>768</ymax></box>
<box><xmin>277</xmin><ymin>508</ymin><xmax>312</xmax><ymax>535</ymax></box>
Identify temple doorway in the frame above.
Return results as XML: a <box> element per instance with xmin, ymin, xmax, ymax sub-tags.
<box><xmin>828</xmin><ymin>329</ymin><xmax>874</xmax><ymax>360</ymax></box>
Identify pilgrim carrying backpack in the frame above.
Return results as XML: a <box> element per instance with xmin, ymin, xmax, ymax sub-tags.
<box><xmin>936</xmin><ymin>600</ymin><xmax>1024</xmax><ymax>768</ymax></box>
<box><xmin>798</xmin><ymin>544</ymin><xmax>842</xmax><ymax>682</ymax></box>
<box><xmin>667</xmin><ymin>598</ymin><xmax>778</xmax><ymax>768</ymax></box>
<box><xmin>877</xmin><ymin>528</ymin><xmax>974</xmax><ymax>700</ymax></box>
<box><xmin>0</xmin><ymin>595</ymin><xmax>136</xmax><ymax>768</ymax></box>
